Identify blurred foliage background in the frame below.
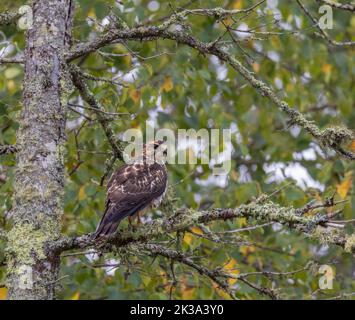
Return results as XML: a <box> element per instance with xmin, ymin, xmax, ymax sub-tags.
<box><xmin>0</xmin><ymin>0</ymin><xmax>354</xmax><ymax>299</ymax></box>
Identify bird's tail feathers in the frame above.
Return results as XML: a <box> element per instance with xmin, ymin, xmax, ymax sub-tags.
<box><xmin>92</xmin><ymin>219</ymin><xmax>120</xmax><ymax>240</ymax></box>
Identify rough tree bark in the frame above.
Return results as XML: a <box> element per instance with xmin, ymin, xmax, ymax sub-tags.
<box><xmin>5</xmin><ymin>0</ymin><xmax>73</xmax><ymax>300</ymax></box>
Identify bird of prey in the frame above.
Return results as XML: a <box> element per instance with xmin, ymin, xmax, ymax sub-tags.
<box><xmin>93</xmin><ymin>140</ymin><xmax>168</xmax><ymax>239</ymax></box>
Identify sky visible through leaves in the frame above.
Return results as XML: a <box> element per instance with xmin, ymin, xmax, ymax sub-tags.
<box><xmin>0</xmin><ymin>0</ymin><xmax>354</xmax><ymax>300</ymax></box>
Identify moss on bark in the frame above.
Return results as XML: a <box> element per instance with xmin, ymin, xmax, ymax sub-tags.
<box><xmin>5</xmin><ymin>0</ymin><xmax>74</xmax><ymax>300</ymax></box>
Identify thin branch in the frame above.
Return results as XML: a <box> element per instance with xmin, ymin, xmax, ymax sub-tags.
<box><xmin>238</xmin><ymin>277</ymin><xmax>279</xmax><ymax>300</ymax></box>
<box><xmin>138</xmin><ymin>243</ymin><xmax>236</xmax><ymax>299</ymax></box>
<box><xmin>66</xmin><ymin>1</ymin><xmax>266</xmax><ymax>61</ymax></box>
<box><xmin>67</xmin><ymin>13</ymin><xmax>355</xmax><ymax>160</ymax></box>
<box><xmin>100</xmin><ymin>155</ymin><xmax>116</xmax><ymax>186</ymax></box>
<box><xmin>326</xmin><ymin>292</ymin><xmax>355</xmax><ymax>300</ymax></box>
<box><xmin>0</xmin><ymin>10</ymin><xmax>21</xmax><ymax>26</ymax></box>
<box><xmin>332</xmin><ymin>218</ymin><xmax>355</xmax><ymax>224</ymax></box>
<box><xmin>297</xmin><ymin>0</ymin><xmax>355</xmax><ymax>47</ymax></box>
<box><xmin>67</xmin><ymin>105</ymin><xmax>93</xmax><ymax>121</ymax></box>
<box><xmin>79</xmin><ymin>71</ymin><xmax>128</xmax><ymax>87</ymax></box>
<box><xmin>316</xmin><ymin>0</ymin><xmax>355</xmax><ymax>12</ymax></box>
<box><xmin>238</xmin><ymin>265</ymin><xmax>310</xmax><ymax>279</ymax></box>
<box><xmin>120</xmin><ymin>42</ymin><xmax>175</xmax><ymax>62</ymax></box>
<box><xmin>0</xmin><ymin>55</ymin><xmax>24</xmax><ymax>64</ymax></box>
<box><xmin>69</xmin><ymin>64</ymin><xmax>125</xmax><ymax>161</ymax></box>
<box><xmin>216</xmin><ymin>222</ymin><xmax>273</xmax><ymax>234</ymax></box>
<box><xmin>67</xmin><ymin>103</ymin><xmax>129</xmax><ymax>117</ymax></box>
<box><xmin>51</xmin><ymin>196</ymin><xmax>354</xmax><ymax>254</ymax></box>
<box><xmin>0</xmin><ymin>144</ymin><xmax>18</xmax><ymax>155</ymax></box>
<box><xmin>182</xmin><ymin>1</ymin><xmax>267</xmax><ymax>18</ymax></box>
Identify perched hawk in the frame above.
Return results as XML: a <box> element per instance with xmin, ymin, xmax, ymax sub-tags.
<box><xmin>93</xmin><ymin>140</ymin><xmax>168</xmax><ymax>239</ymax></box>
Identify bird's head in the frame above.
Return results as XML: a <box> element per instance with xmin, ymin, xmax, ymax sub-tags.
<box><xmin>142</xmin><ymin>140</ymin><xmax>167</xmax><ymax>164</ymax></box>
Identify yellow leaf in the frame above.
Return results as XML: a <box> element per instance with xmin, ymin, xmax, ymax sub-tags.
<box><xmin>161</xmin><ymin>76</ymin><xmax>173</xmax><ymax>92</ymax></box>
<box><xmin>322</xmin><ymin>63</ymin><xmax>332</xmax><ymax>75</ymax></box>
<box><xmin>190</xmin><ymin>226</ymin><xmax>203</xmax><ymax>235</ymax></box>
<box><xmin>223</xmin><ymin>258</ymin><xmax>239</xmax><ymax>285</ymax></box>
<box><xmin>212</xmin><ymin>282</ymin><xmax>232</xmax><ymax>300</ymax></box>
<box><xmin>142</xmin><ymin>275</ymin><xmax>151</xmax><ymax>286</ymax></box>
<box><xmin>0</xmin><ymin>288</ymin><xmax>7</xmax><ymax>300</ymax></box>
<box><xmin>159</xmin><ymin>271</ymin><xmax>168</xmax><ymax>286</ymax></box>
<box><xmin>5</xmin><ymin>67</ymin><xmax>21</xmax><ymax>79</ymax></box>
<box><xmin>239</xmin><ymin>245</ymin><xmax>256</xmax><ymax>256</ymax></box>
<box><xmin>232</xmin><ymin>0</ymin><xmax>242</xmax><ymax>9</ymax></box>
<box><xmin>222</xmin><ymin>17</ymin><xmax>233</xmax><ymax>27</ymax></box>
<box><xmin>145</xmin><ymin>63</ymin><xmax>153</xmax><ymax>76</ymax></box>
<box><xmin>322</xmin><ymin>63</ymin><xmax>332</xmax><ymax>82</ymax></box>
<box><xmin>159</xmin><ymin>55</ymin><xmax>169</xmax><ymax>68</ymax></box>
<box><xmin>252</xmin><ymin>62</ymin><xmax>260</xmax><ymax>73</ymax></box>
<box><xmin>183</xmin><ymin>232</ymin><xmax>193</xmax><ymax>245</ymax></box>
<box><xmin>128</xmin><ymin>88</ymin><xmax>141</xmax><ymax>104</ymax></box>
<box><xmin>78</xmin><ymin>186</ymin><xmax>85</xmax><ymax>201</ymax></box>
<box><xmin>286</xmin><ymin>83</ymin><xmax>293</xmax><ymax>92</ymax></box>
<box><xmin>237</xmin><ymin>217</ymin><xmax>247</xmax><ymax>227</ymax></box>
<box><xmin>181</xmin><ymin>286</ymin><xmax>194</xmax><ymax>299</ymax></box>
<box><xmin>71</xmin><ymin>292</ymin><xmax>80</xmax><ymax>300</ymax></box>
<box><xmin>349</xmin><ymin>140</ymin><xmax>355</xmax><ymax>152</ymax></box>
<box><xmin>337</xmin><ymin>172</ymin><xmax>353</xmax><ymax>199</ymax></box>
<box><xmin>105</xmin><ymin>275</ymin><xmax>114</xmax><ymax>284</ymax></box>
<box><xmin>7</xmin><ymin>79</ymin><xmax>15</xmax><ymax>92</ymax></box>
<box><xmin>123</xmin><ymin>54</ymin><xmax>132</xmax><ymax>67</ymax></box>
<box><xmin>113</xmin><ymin>43</ymin><xmax>125</xmax><ymax>53</ymax></box>
<box><xmin>87</xmin><ymin>8</ymin><xmax>96</xmax><ymax>19</ymax></box>
<box><xmin>247</xmin><ymin>255</ymin><xmax>256</xmax><ymax>265</ymax></box>
<box><xmin>230</xmin><ymin>169</ymin><xmax>238</xmax><ymax>181</ymax></box>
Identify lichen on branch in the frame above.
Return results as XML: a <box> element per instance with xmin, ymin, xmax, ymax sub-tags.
<box><xmin>67</xmin><ymin>11</ymin><xmax>355</xmax><ymax>160</ymax></box>
<box><xmin>52</xmin><ymin>195</ymin><xmax>354</xmax><ymax>254</ymax></box>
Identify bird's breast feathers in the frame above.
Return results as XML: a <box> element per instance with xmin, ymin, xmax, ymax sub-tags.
<box><xmin>107</xmin><ymin>161</ymin><xmax>167</xmax><ymax>201</ymax></box>
<box><xmin>93</xmin><ymin>145</ymin><xmax>168</xmax><ymax>238</ymax></box>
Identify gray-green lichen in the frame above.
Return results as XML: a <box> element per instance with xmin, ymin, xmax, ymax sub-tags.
<box><xmin>5</xmin><ymin>0</ymin><xmax>74</xmax><ymax>299</ymax></box>
<box><xmin>310</xmin><ymin>225</ymin><xmax>347</xmax><ymax>250</ymax></box>
<box><xmin>344</xmin><ymin>234</ymin><xmax>355</xmax><ymax>253</ymax></box>
<box><xmin>319</xmin><ymin>126</ymin><xmax>354</xmax><ymax>148</ymax></box>
<box><xmin>6</xmin><ymin>218</ymin><xmax>60</xmax><ymax>265</ymax></box>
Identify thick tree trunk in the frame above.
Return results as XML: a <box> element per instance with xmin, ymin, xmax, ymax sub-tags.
<box><xmin>6</xmin><ymin>0</ymin><xmax>73</xmax><ymax>300</ymax></box>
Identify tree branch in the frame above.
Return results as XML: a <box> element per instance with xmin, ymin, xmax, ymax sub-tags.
<box><xmin>67</xmin><ymin>13</ymin><xmax>354</xmax><ymax>160</ymax></box>
<box><xmin>316</xmin><ymin>0</ymin><xmax>355</xmax><ymax>12</ymax></box>
<box><xmin>0</xmin><ymin>144</ymin><xmax>18</xmax><ymax>155</ymax></box>
<box><xmin>0</xmin><ymin>10</ymin><xmax>21</xmax><ymax>26</ymax></box>
<box><xmin>298</xmin><ymin>0</ymin><xmax>355</xmax><ymax>47</ymax></box>
<box><xmin>0</xmin><ymin>55</ymin><xmax>24</xmax><ymax>64</ymax></box>
<box><xmin>137</xmin><ymin>243</ymin><xmax>237</xmax><ymax>299</ymax></box>
<box><xmin>179</xmin><ymin>0</ymin><xmax>266</xmax><ymax>18</ymax></box>
<box><xmin>66</xmin><ymin>2</ymin><xmax>266</xmax><ymax>61</ymax></box>
<box><xmin>52</xmin><ymin>195</ymin><xmax>354</xmax><ymax>255</ymax></box>
<box><xmin>69</xmin><ymin>64</ymin><xmax>125</xmax><ymax>162</ymax></box>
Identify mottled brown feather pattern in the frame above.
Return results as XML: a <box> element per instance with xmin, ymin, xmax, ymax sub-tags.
<box><xmin>93</xmin><ymin>142</ymin><xmax>167</xmax><ymax>239</ymax></box>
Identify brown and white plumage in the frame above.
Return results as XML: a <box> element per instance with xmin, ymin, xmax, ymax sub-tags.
<box><xmin>93</xmin><ymin>140</ymin><xmax>167</xmax><ymax>239</ymax></box>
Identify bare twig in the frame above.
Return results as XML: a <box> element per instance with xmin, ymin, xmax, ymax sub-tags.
<box><xmin>51</xmin><ymin>195</ymin><xmax>354</xmax><ymax>254</ymax></box>
<box><xmin>0</xmin><ymin>145</ymin><xmax>18</xmax><ymax>155</ymax></box>
<box><xmin>0</xmin><ymin>10</ymin><xmax>21</xmax><ymax>26</ymax></box>
<box><xmin>138</xmin><ymin>243</ymin><xmax>237</xmax><ymax>299</ymax></box>
<box><xmin>0</xmin><ymin>55</ymin><xmax>24</xmax><ymax>64</ymax></box>
<box><xmin>316</xmin><ymin>0</ymin><xmax>355</xmax><ymax>12</ymax></box>
<box><xmin>69</xmin><ymin>64</ymin><xmax>125</xmax><ymax>162</ymax></box>
<box><xmin>297</xmin><ymin>0</ymin><xmax>355</xmax><ymax>47</ymax></box>
<box><xmin>67</xmin><ymin>11</ymin><xmax>355</xmax><ymax>160</ymax></box>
